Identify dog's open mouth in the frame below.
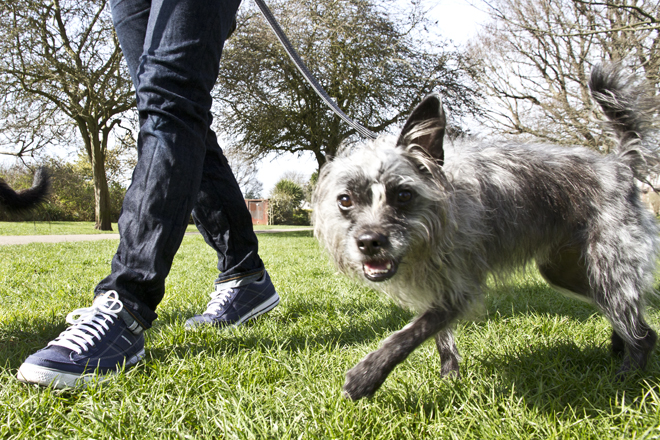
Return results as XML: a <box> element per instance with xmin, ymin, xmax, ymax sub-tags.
<box><xmin>363</xmin><ymin>259</ymin><xmax>398</xmax><ymax>281</ymax></box>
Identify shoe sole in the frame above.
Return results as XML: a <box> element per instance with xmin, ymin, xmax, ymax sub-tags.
<box><xmin>16</xmin><ymin>348</ymin><xmax>146</xmax><ymax>389</ymax></box>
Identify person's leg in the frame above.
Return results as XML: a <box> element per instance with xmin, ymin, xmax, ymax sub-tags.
<box><xmin>185</xmin><ymin>128</ymin><xmax>280</xmax><ymax>328</ymax></box>
<box><xmin>17</xmin><ymin>0</ymin><xmax>243</xmax><ymax>388</ymax></box>
<box><xmin>192</xmin><ymin>129</ymin><xmax>263</xmax><ymax>280</ymax></box>
<box><xmin>95</xmin><ymin>0</ymin><xmax>243</xmax><ymax>327</ymax></box>
<box><xmin>109</xmin><ymin>0</ymin><xmax>271</xmax><ymax>329</ymax></box>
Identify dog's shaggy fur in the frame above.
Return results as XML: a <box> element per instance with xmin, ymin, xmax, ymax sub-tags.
<box><xmin>0</xmin><ymin>167</ymin><xmax>49</xmax><ymax>212</ymax></box>
<box><xmin>312</xmin><ymin>64</ymin><xmax>660</xmax><ymax>400</ymax></box>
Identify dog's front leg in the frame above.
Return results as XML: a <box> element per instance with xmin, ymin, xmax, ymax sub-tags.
<box><xmin>435</xmin><ymin>328</ymin><xmax>461</xmax><ymax>378</ymax></box>
<box><xmin>344</xmin><ymin>307</ymin><xmax>457</xmax><ymax>400</ymax></box>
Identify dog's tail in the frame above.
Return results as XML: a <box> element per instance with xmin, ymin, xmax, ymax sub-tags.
<box><xmin>0</xmin><ymin>167</ymin><xmax>50</xmax><ymax>211</ymax></box>
<box><xmin>589</xmin><ymin>64</ymin><xmax>660</xmax><ymax>181</ymax></box>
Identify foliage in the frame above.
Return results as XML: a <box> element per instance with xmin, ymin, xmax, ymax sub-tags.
<box><xmin>269</xmin><ymin>178</ymin><xmax>309</xmax><ymax>225</ymax></box>
<box><xmin>2</xmin><ymin>233</ymin><xmax>660</xmax><ymax>438</ymax></box>
<box><xmin>0</xmin><ymin>0</ymin><xmax>136</xmax><ymax>229</ymax></box>
<box><xmin>472</xmin><ymin>0</ymin><xmax>660</xmax><ymax>150</ymax></box>
<box><xmin>214</xmin><ymin>0</ymin><xmax>482</xmax><ymax>169</ymax></box>
<box><xmin>0</xmin><ymin>157</ymin><xmax>125</xmax><ymax>222</ymax></box>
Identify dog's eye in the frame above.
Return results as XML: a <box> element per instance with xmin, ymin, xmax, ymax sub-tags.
<box><xmin>337</xmin><ymin>194</ymin><xmax>353</xmax><ymax>210</ymax></box>
<box><xmin>396</xmin><ymin>190</ymin><xmax>413</xmax><ymax>205</ymax></box>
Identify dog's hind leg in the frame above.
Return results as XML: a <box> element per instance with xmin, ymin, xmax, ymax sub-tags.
<box><xmin>611</xmin><ymin>330</ymin><xmax>626</xmax><ymax>357</ymax></box>
<box><xmin>594</xmin><ymin>276</ymin><xmax>657</xmax><ymax>373</ymax></box>
<box><xmin>538</xmin><ymin>244</ymin><xmax>657</xmax><ymax>374</ymax></box>
<box><xmin>538</xmin><ymin>245</ymin><xmax>627</xmax><ymax>357</ymax></box>
<box><xmin>435</xmin><ymin>328</ymin><xmax>461</xmax><ymax>378</ymax></box>
<box><xmin>343</xmin><ymin>306</ymin><xmax>458</xmax><ymax>400</ymax></box>
<box><xmin>537</xmin><ymin>245</ymin><xmax>591</xmax><ymax>299</ymax></box>
<box><xmin>589</xmin><ymin>254</ymin><xmax>657</xmax><ymax>374</ymax></box>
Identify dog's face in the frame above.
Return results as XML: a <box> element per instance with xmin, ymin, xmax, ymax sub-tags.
<box><xmin>312</xmin><ymin>94</ymin><xmax>449</xmax><ymax>284</ymax></box>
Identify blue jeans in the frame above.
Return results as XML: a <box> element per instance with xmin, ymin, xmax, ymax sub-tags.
<box><xmin>97</xmin><ymin>0</ymin><xmax>264</xmax><ymax>328</ymax></box>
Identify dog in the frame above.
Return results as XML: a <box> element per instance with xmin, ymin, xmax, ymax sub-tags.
<box><xmin>0</xmin><ymin>167</ymin><xmax>50</xmax><ymax>212</ymax></box>
<box><xmin>312</xmin><ymin>64</ymin><xmax>660</xmax><ymax>400</ymax></box>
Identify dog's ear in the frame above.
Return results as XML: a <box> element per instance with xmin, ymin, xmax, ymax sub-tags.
<box><xmin>397</xmin><ymin>93</ymin><xmax>446</xmax><ymax>164</ymax></box>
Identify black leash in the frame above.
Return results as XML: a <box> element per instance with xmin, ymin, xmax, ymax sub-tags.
<box><xmin>253</xmin><ymin>0</ymin><xmax>378</xmax><ymax>140</ymax></box>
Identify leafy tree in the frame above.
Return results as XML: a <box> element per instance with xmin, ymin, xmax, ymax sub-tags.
<box><xmin>472</xmin><ymin>0</ymin><xmax>659</xmax><ymax>150</ymax></box>
<box><xmin>0</xmin><ymin>0</ymin><xmax>135</xmax><ymax>229</ymax></box>
<box><xmin>214</xmin><ymin>0</ymin><xmax>481</xmax><ymax>169</ymax></box>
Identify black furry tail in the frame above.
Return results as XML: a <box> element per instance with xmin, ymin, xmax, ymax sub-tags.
<box><xmin>589</xmin><ymin>64</ymin><xmax>659</xmax><ymax>179</ymax></box>
<box><xmin>0</xmin><ymin>167</ymin><xmax>50</xmax><ymax>212</ymax></box>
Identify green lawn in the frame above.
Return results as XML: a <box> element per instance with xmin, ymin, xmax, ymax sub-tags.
<box><xmin>0</xmin><ymin>221</ymin><xmax>310</xmax><ymax>236</ymax></box>
<box><xmin>1</xmin><ymin>231</ymin><xmax>659</xmax><ymax>438</ymax></box>
<box><xmin>0</xmin><ymin>221</ymin><xmax>120</xmax><ymax>235</ymax></box>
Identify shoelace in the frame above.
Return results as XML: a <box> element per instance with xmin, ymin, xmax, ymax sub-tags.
<box><xmin>203</xmin><ymin>287</ymin><xmax>236</xmax><ymax>315</ymax></box>
<box><xmin>48</xmin><ymin>291</ymin><xmax>123</xmax><ymax>355</ymax></box>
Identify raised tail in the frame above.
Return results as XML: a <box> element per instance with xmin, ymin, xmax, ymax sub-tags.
<box><xmin>589</xmin><ymin>64</ymin><xmax>659</xmax><ymax>180</ymax></box>
<box><xmin>0</xmin><ymin>167</ymin><xmax>50</xmax><ymax>211</ymax></box>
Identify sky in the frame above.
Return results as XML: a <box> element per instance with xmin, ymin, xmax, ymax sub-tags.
<box><xmin>255</xmin><ymin>0</ymin><xmax>490</xmax><ymax>195</ymax></box>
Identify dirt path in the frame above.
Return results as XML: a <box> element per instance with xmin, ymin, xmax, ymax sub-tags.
<box><xmin>0</xmin><ymin>228</ymin><xmax>312</xmax><ymax>246</ymax></box>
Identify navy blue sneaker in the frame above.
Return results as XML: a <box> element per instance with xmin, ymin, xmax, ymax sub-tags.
<box><xmin>185</xmin><ymin>270</ymin><xmax>279</xmax><ymax>329</ymax></box>
<box><xmin>17</xmin><ymin>291</ymin><xmax>145</xmax><ymax>389</ymax></box>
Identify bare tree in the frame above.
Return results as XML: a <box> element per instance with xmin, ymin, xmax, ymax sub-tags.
<box><xmin>214</xmin><ymin>0</ymin><xmax>482</xmax><ymax>169</ymax></box>
<box><xmin>223</xmin><ymin>146</ymin><xmax>264</xmax><ymax>199</ymax></box>
<box><xmin>472</xmin><ymin>0</ymin><xmax>659</xmax><ymax>150</ymax></box>
<box><xmin>0</xmin><ymin>0</ymin><xmax>135</xmax><ymax>229</ymax></box>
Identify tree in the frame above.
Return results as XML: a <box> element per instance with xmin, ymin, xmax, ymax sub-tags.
<box><xmin>472</xmin><ymin>0</ymin><xmax>659</xmax><ymax>150</ymax></box>
<box><xmin>0</xmin><ymin>0</ymin><xmax>135</xmax><ymax>229</ymax></box>
<box><xmin>223</xmin><ymin>146</ymin><xmax>264</xmax><ymax>199</ymax></box>
<box><xmin>214</xmin><ymin>0</ymin><xmax>481</xmax><ymax>169</ymax></box>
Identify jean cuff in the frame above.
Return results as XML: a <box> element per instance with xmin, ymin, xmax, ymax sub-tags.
<box><xmin>214</xmin><ymin>268</ymin><xmax>265</xmax><ymax>289</ymax></box>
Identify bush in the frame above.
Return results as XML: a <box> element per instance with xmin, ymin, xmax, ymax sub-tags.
<box><xmin>269</xmin><ymin>179</ymin><xmax>309</xmax><ymax>225</ymax></box>
<box><xmin>0</xmin><ymin>157</ymin><xmax>126</xmax><ymax>222</ymax></box>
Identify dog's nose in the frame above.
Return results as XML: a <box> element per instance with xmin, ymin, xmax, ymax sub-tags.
<box><xmin>357</xmin><ymin>232</ymin><xmax>389</xmax><ymax>256</ymax></box>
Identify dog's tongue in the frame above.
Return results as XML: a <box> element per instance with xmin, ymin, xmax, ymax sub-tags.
<box><xmin>364</xmin><ymin>260</ymin><xmax>392</xmax><ymax>273</ymax></box>
<box><xmin>364</xmin><ymin>260</ymin><xmax>392</xmax><ymax>272</ymax></box>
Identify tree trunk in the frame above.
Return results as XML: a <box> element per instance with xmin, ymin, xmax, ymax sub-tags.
<box><xmin>82</xmin><ymin>122</ymin><xmax>114</xmax><ymax>231</ymax></box>
<box><xmin>92</xmin><ymin>155</ymin><xmax>113</xmax><ymax>231</ymax></box>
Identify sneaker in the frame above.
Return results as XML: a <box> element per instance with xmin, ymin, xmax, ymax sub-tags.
<box><xmin>185</xmin><ymin>270</ymin><xmax>279</xmax><ymax>329</ymax></box>
<box><xmin>17</xmin><ymin>291</ymin><xmax>145</xmax><ymax>389</ymax></box>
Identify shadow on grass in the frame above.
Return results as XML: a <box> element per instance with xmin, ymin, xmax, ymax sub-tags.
<box><xmin>470</xmin><ymin>340</ymin><xmax>660</xmax><ymax>418</ymax></box>
<box><xmin>383</xmin><ymin>278</ymin><xmax>660</xmax><ymax>416</ymax></box>
<box><xmin>0</xmin><ymin>317</ymin><xmax>68</xmax><ymax>369</ymax></box>
<box><xmin>149</xmin><ymin>299</ymin><xmax>415</xmax><ymax>360</ymax></box>
<box><xmin>152</xmin><ymin>275</ymin><xmax>659</xmax><ymax>400</ymax></box>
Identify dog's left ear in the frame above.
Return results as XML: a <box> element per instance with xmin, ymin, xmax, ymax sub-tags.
<box><xmin>397</xmin><ymin>93</ymin><xmax>446</xmax><ymax>164</ymax></box>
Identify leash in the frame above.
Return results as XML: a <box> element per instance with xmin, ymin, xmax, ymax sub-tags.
<box><xmin>252</xmin><ymin>0</ymin><xmax>378</xmax><ymax>140</ymax></box>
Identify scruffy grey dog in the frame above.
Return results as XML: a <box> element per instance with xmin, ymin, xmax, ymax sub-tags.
<box><xmin>312</xmin><ymin>64</ymin><xmax>660</xmax><ymax>400</ymax></box>
<box><xmin>0</xmin><ymin>167</ymin><xmax>49</xmax><ymax>212</ymax></box>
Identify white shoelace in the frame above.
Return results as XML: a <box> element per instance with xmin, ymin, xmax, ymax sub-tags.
<box><xmin>203</xmin><ymin>287</ymin><xmax>235</xmax><ymax>315</ymax></box>
<box><xmin>48</xmin><ymin>291</ymin><xmax>123</xmax><ymax>355</ymax></box>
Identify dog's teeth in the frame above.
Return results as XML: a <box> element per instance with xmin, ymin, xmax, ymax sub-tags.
<box><xmin>364</xmin><ymin>261</ymin><xmax>393</xmax><ymax>275</ymax></box>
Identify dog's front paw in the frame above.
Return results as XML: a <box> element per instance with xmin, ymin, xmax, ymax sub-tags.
<box><xmin>343</xmin><ymin>352</ymin><xmax>389</xmax><ymax>400</ymax></box>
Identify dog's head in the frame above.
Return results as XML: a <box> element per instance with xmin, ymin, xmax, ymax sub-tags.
<box><xmin>312</xmin><ymin>94</ymin><xmax>450</xmax><ymax>284</ymax></box>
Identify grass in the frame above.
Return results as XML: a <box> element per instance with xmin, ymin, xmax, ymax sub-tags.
<box><xmin>1</xmin><ymin>230</ymin><xmax>660</xmax><ymax>438</ymax></box>
<box><xmin>0</xmin><ymin>221</ymin><xmax>310</xmax><ymax>236</ymax></box>
<box><xmin>0</xmin><ymin>221</ymin><xmax>120</xmax><ymax>235</ymax></box>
